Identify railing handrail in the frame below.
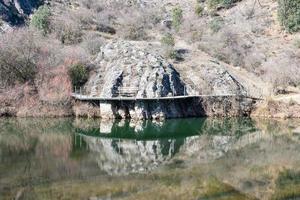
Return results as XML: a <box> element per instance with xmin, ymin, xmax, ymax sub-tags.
<box><xmin>118</xmin><ymin>87</ymin><xmax>139</xmax><ymax>89</ymax></box>
<box><xmin>71</xmin><ymin>92</ymin><xmax>264</xmax><ymax>100</ymax></box>
<box><xmin>72</xmin><ymin>85</ymin><xmax>264</xmax><ymax>101</ymax></box>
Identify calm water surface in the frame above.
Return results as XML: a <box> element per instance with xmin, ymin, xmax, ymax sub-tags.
<box><xmin>1</xmin><ymin>118</ymin><xmax>300</xmax><ymax>200</ymax></box>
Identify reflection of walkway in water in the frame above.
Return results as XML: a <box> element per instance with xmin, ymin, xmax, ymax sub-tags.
<box><xmin>77</xmin><ymin>118</ymin><xmax>205</xmax><ymax>140</ymax></box>
<box><xmin>74</xmin><ymin>118</ymin><xmax>263</xmax><ymax>175</ymax></box>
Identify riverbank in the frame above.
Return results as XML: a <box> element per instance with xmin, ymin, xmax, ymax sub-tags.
<box><xmin>1</xmin><ymin>86</ymin><xmax>299</xmax><ymax>119</ymax></box>
<box><xmin>252</xmin><ymin>96</ymin><xmax>300</xmax><ymax>119</ymax></box>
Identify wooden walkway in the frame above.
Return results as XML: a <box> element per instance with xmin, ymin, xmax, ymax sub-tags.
<box><xmin>71</xmin><ymin>93</ymin><xmax>262</xmax><ymax>101</ymax></box>
<box><xmin>71</xmin><ymin>86</ymin><xmax>263</xmax><ymax>101</ymax></box>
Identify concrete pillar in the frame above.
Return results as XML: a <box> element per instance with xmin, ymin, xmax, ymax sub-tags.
<box><xmin>99</xmin><ymin>101</ymin><xmax>115</xmax><ymax>119</ymax></box>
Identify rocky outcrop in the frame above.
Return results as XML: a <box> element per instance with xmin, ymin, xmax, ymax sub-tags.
<box><xmin>82</xmin><ymin>40</ymin><xmax>193</xmax><ymax>119</ymax></box>
<box><xmin>75</xmin><ymin>40</ymin><xmax>255</xmax><ymax>119</ymax></box>
<box><xmin>85</xmin><ymin>40</ymin><xmax>189</xmax><ymax>98</ymax></box>
<box><xmin>0</xmin><ymin>0</ymin><xmax>44</xmax><ymax>25</ymax></box>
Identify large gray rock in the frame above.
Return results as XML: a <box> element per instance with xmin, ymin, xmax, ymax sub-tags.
<box><xmin>85</xmin><ymin>40</ymin><xmax>188</xmax><ymax>98</ymax></box>
<box><xmin>79</xmin><ymin>40</ymin><xmax>254</xmax><ymax>119</ymax></box>
<box><xmin>0</xmin><ymin>20</ymin><xmax>12</xmax><ymax>33</ymax></box>
<box><xmin>83</xmin><ymin>40</ymin><xmax>201</xmax><ymax>119</ymax></box>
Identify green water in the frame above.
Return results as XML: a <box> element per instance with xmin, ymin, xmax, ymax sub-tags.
<box><xmin>0</xmin><ymin>118</ymin><xmax>300</xmax><ymax>200</ymax></box>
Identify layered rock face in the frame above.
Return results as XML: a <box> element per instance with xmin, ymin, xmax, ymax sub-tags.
<box><xmin>75</xmin><ymin>40</ymin><xmax>254</xmax><ymax>119</ymax></box>
<box><xmin>85</xmin><ymin>40</ymin><xmax>188</xmax><ymax>98</ymax></box>
<box><xmin>82</xmin><ymin>40</ymin><xmax>196</xmax><ymax>119</ymax></box>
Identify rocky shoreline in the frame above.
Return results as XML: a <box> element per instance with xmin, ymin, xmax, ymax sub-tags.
<box><xmin>73</xmin><ymin>96</ymin><xmax>255</xmax><ymax>119</ymax></box>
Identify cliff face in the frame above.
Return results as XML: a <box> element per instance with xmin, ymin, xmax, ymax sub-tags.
<box><xmin>0</xmin><ymin>0</ymin><xmax>43</xmax><ymax>25</ymax></box>
<box><xmin>73</xmin><ymin>40</ymin><xmax>255</xmax><ymax>119</ymax></box>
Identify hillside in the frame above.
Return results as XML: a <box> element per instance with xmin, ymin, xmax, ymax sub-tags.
<box><xmin>0</xmin><ymin>0</ymin><xmax>299</xmax><ymax>118</ymax></box>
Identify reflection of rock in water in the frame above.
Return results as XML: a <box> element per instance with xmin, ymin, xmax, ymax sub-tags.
<box><xmin>100</xmin><ymin>120</ymin><xmax>114</xmax><ymax>134</ymax></box>
<box><xmin>83</xmin><ymin>136</ymin><xmax>184</xmax><ymax>175</ymax></box>
<box><xmin>75</xmin><ymin>118</ymin><xmax>264</xmax><ymax>175</ymax></box>
<box><xmin>80</xmin><ymin>131</ymin><xmax>267</xmax><ymax>175</ymax></box>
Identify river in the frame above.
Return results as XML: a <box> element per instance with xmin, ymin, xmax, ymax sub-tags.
<box><xmin>0</xmin><ymin>118</ymin><xmax>300</xmax><ymax>200</ymax></box>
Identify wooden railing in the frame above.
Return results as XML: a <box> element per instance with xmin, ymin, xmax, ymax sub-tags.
<box><xmin>71</xmin><ymin>85</ymin><xmax>264</xmax><ymax>101</ymax></box>
<box><xmin>115</xmin><ymin>87</ymin><xmax>139</xmax><ymax>97</ymax></box>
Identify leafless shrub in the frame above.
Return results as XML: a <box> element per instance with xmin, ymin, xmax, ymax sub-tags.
<box><xmin>61</xmin><ymin>46</ymin><xmax>90</xmax><ymax>64</ymax></box>
<box><xmin>262</xmin><ymin>51</ymin><xmax>300</xmax><ymax>90</ymax></box>
<box><xmin>35</xmin><ymin>44</ymin><xmax>89</xmax><ymax>103</ymax></box>
<box><xmin>160</xmin><ymin>33</ymin><xmax>176</xmax><ymax>58</ymax></box>
<box><xmin>190</xmin><ymin>30</ymin><xmax>203</xmax><ymax>43</ymax></box>
<box><xmin>122</xmin><ymin>24</ymin><xmax>148</xmax><ymax>41</ymax></box>
<box><xmin>55</xmin><ymin>5</ymin><xmax>116</xmax><ymax>36</ymax></box>
<box><xmin>294</xmin><ymin>37</ymin><xmax>300</xmax><ymax>48</ymax></box>
<box><xmin>81</xmin><ymin>33</ymin><xmax>105</xmax><ymax>55</ymax></box>
<box><xmin>221</xmin><ymin>30</ymin><xmax>245</xmax><ymax>66</ymax></box>
<box><xmin>93</xmin><ymin>6</ymin><xmax>118</xmax><ymax>26</ymax></box>
<box><xmin>118</xmin><ymin>6</ymin><xmax>162</xmax><ymax>40</ymax></box>
<box><xmin>80</xmin><ymin>0</ymin><xmax>103</xmax><ymax>12</ymax></box>
<box><xmin>179</xmin><ymin>15</ymin><xmax>205</xmax><ymax>44</ymax></box>
<box><xmin>0</xmin><ymin>28</ymin><xmax>42</xmax><ymax>85</ymax></box>
<box><xmin>243</xmin><ymin>51</ymin><xmax>265</xmax><ymax>73</ymax></box>
<box><xmin>37</xmin><ymin>66</ymin><xmax>72</xmax><ymax>103</ymax></box>
<box><xmin>197</xmin><ymin>28</ymin><xmax>247</xmax><ymax>67</ymax></box>
<box><xmin>36</xmin><ymin>39</ymin><xmax>61</xmax><ymax>68</ymax></box>
<box><xmin>52</xmin><ymin>18</ymin><xmax>83</xmax><ymax>45</ymax></box>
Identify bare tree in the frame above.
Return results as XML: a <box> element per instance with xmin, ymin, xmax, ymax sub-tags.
<box><xmin>0</xmin><ymin>29</ymin><xmax>41</xmax><ymax>85</ymax></box>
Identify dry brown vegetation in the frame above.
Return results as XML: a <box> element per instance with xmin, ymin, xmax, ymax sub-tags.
<box><xmin>0</xmin><ymin>0</ymin><xmax>164</xmax><ymax>116</ymax></box>
<box><xmin>178</xmin><ymin>0</ymin><xmax>300</xmax><ymax>91</ymax></box>
<box><xmin>0</xmin><ymin>0</ymin><xmax>164</xmax><ymax>88</ymax></box>
<box><xmin>0</xmin><ymin>0</ymin><xmax>300</xmax><ymax>116</ymax></box>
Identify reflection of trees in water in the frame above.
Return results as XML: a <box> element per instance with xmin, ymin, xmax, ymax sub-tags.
<box><xmin>0</xmin><ymin>118</ymin><xmax>84</xmax><ymax>199</ymax></box>
<box><xmin>200</xmin><ymin>118</ymin><xmax>257</xmax><ymax>137</ymax></box>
